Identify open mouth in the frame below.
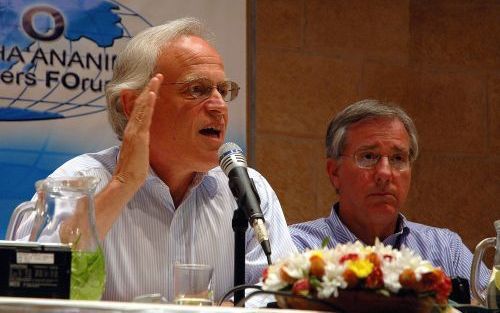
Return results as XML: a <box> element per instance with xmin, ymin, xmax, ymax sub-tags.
<box><xmin>199</xmin><ymin>127</ymin><xmax>221</xmax><ymax>138</ymax></box>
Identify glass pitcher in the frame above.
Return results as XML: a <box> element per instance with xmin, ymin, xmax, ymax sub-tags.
<box><xmin>471</xmin><ymin>219</ymin><xmax>500</xmax><ymax>308</ymax></box>
<box><xmin>9</xmin><ymin>176</ymin><xmax>106</xmax><ymax>300</ymax></box>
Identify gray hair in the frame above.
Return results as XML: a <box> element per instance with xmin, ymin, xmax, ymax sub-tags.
<box><xmin>105</xmin><ymin>17</ymin><xmax>212</xmax><ymax>140</ymax></box>
<box><xmin>325</xmin><ymin>99</ymin><xmax>419</xmax><ymax>162</ymax></box>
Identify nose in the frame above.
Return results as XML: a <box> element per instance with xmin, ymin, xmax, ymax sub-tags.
<box><xmin>374</xmin><ymin>156</ymin><xmax>393</xmax><ymax>187</ymax></box>
<box><xmin>210</xmin><ymin>86</ymin><xmax>227</xmax><ymax>102</ymax></box>
<box><xmin>205</xmin><ymin>88</ymin><xmax>228</xmax><ymax>116</ymax></box>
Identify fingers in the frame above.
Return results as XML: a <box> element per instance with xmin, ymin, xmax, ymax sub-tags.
<box><xmin>115</xmin><ymin>73</ymin><xmax>164</xmax><ymax>188</ymax></box>
<box><xmin>148</xmin><ymin>73</ymin><xmax>164</xmax><ymax>94</ymax></box>
<box><xmin>129</xmin><ymin>73</ymin><xmax>164</xmax><ymax>131</ymax></box>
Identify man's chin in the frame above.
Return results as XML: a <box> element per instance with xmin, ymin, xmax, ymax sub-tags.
<box><xmin>367</xmin><ymin>201</ymin><xmax>400</xmax><ymax>216</ymax></box>
<box><xmin>367</xmin><ymin>197</ymin><xmax>399</xmax><ymax>214</ymax></box>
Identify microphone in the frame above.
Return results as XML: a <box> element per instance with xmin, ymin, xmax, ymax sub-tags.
<box><xmin>218</xmin><ymin>142</ymin><xmax>272</xmax><ymax>264</ymax></box>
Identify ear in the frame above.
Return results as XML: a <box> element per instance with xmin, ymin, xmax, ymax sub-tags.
<box><xmin>120</xmin><ymin>89</ymin><xmax>138</xmax><ymax>119</ymax></box>
<box><xmin>326</xmin><ymin>158</ymin><xmax>341</xmax><ymax>190</ymax></box>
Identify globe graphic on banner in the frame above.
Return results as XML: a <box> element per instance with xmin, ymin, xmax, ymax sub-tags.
<box><xmin>0</xmin><ymin>0</ymin><xmax>151</xmax><ymax>238</ymax></box>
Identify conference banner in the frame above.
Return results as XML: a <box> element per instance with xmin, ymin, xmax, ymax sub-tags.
<box><xmin>0</xmin><ymin>0</ymin><xmax>247</xmax><ymax>238</ymax></box>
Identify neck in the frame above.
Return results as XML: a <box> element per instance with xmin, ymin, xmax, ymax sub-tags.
<box><xmin>336</xmin><ymin>205</ymin><xmax>398</xmax><ymax>245</ymax></box>
<box><xmin>152</xmin><ymin>163</ymin><xmax>196</xmax><ymax>208</ymax></box>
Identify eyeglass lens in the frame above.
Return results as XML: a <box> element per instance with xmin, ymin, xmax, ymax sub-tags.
<box><xmin>354</xmin><ymin>151</ymin><xmax>409</xmax><ymax>170</ymax></box>
<box><xmin>184</xmin><ymin>78</ymin><xmax>239</xmax><ymax>102</ymax></box>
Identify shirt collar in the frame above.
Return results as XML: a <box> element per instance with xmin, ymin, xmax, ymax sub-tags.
<box><xmin>147</xmin><ymin>166</ymin><xmax>209</xmax><ymax>190</ymax></box>
<box><xmin>115</xmin><ymin>146</ymin><xmax>218</xmax><ymax>201</ymax></box>
<box><xmin>147</xmin><ymin>166</ymin><xmax>219</xmax><ymax>200</ymax></box>
<box><xmin>326</xmin><ymin>202</ymin><xmax>410</xmax><ymax>248</ymax></box>
<box><xmin>325</xmin><ymin>203</ymin><xmax>359</xmax><ymax>244</ymax></box>
<box><xmin>115</xmin><ymin>145</ymin><xmax>208</xmax><ymax>187</ymax></box>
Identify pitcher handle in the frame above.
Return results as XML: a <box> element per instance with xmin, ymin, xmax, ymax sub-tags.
<box><xmin>5</xmin><ymin>201</ymin><xmax>36</xmax><ymax>240</ymax></box>
<box><xmin>470</xmin><ymin>237</ymin><xmax>495</xmax><ymax>305</ymax></box>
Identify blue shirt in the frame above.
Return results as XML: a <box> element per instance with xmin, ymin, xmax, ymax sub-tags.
<box><xmin>289</xmin><ymin>203</ymin><xmax>491</xmax><ymax>292</ymax></box>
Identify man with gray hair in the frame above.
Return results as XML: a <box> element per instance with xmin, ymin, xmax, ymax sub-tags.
<box><xmin>289</xmin><ymin>99</ymin><xmax>490</xmax><ymax>300</ymax></box>
<box><xmin>16</xmin><ymin>17</ymin><xmax>296</xmax><ymax>303</ymax></box>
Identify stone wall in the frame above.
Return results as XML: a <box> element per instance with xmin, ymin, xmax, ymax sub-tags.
<box><xmin>253</xmin><ymin>0</ymin><xmax>500</xmax><ymax>258</ymax></box>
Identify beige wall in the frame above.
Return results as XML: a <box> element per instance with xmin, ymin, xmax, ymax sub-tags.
<box><xmin>253</xmin><ymin>0</ymin><xmax>500</xmax><ymax>259</ymax></box>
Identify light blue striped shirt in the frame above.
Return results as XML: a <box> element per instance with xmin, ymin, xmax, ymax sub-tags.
<box><xmin>16</xmin><ymin>146</ymin><xmax>297</xmax><ymax>302</ymax></box>
<box><xmin>289</xmin><ymin>203</ymin><xmax>491</xmax><ymax>292</ymax></box>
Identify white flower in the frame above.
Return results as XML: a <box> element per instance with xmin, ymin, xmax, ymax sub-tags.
<box><xmin>318</xmin><ymin>262</ymin><xmax>347</xmax><ymax>298</ymax></box>
<box><xmin>261</xmin><ymin>240</ymin><xmax>446</xmax><ymax>299</ymax></box>
<box><xmin>282</xmin><ymin>252</ymin><xmax>309</xmax><ymax>280</ymax></box>
<box><xmin>262</xmin><ymin>261</ymin><xmax>288</xmax><ymax>291</ymax></box>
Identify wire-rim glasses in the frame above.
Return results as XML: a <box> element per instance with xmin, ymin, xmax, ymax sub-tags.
<box><xmin>168</xmin><ymin>78</ymin><xmax>240</xmax><ymax>102</ymax></box>
<box><xmin>341</xmin><ymin>150</ymin><xmax>411</xmax><ymax>171</ymax></box>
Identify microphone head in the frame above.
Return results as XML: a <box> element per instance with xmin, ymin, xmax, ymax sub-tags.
<box><xmin>218</xmin><ymin>142</ymin><xmax>247</xmax><ymax>175</ymax></box>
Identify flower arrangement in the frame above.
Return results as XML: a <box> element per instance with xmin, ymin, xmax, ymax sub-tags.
<box><xmin>262</xmin><ymin>240</ymin><xmax>452</xmax><ymax>312</ymax></box>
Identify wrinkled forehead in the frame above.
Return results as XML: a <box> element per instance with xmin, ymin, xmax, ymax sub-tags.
<box><xmin>156</xmin><ymin>35</ymin><xmax>225</xmax><ymax>78</ymax></box>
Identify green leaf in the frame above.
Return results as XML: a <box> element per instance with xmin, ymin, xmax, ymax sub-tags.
<box><xmin>321</xmin><ymin>237</ymin><xmax>331</xmax><ymax>248</ymax></box>
<box><xmin>70</xmin><ymin>248</ymin><xmax>106</xmax><ymax>300</ymax></box>
<box><xmin>310</xmin><ymin>276</ymin><xmax>321</xmax><ymax>288</ymax></box>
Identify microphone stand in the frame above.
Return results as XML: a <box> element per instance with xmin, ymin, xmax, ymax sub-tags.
<box><xmin>232</xmin><ymin>196</ymin><xmax>248</xmax><ymax>306</ymax></box>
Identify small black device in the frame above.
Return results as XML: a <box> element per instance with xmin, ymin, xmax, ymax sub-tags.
<box><xmin>0</xmin><ymin>240</ymin><xmax>71</xmax><ymax>299</ymax></box>
<box><xmin>450</xmin><ymin>276</ymin><xmax>471</xmax><ymax>304</ymax></box>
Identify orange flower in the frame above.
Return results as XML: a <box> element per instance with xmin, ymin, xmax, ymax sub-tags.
<box><xmin>343</xmin><ymin>268</ymin><xmax>359</xmax><ymax>288</ymax></box>
<box><xmin>417</xmin><ymin>269</ymin><xmax>443</xmax><ymax>292</ymax></box>
<box><xmin>366</xmin><ymin>252</ymin><xmax>381</xmax><ymax>267</ymax></box>
<box><xmin>309</xmin><ymin>254</ymin><xmax>326</xmax><ymax>278</ymax></box>
<box><xmin>399</xmin><ymin>268</ymin><xmax>417</xmax><ymax>289</ymax></box>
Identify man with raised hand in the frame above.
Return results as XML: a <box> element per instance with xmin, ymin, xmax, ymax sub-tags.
<box><xmin>17</xmin><ymin>17</ymin><xmax>295</xmax><ymax>303</ymax></box>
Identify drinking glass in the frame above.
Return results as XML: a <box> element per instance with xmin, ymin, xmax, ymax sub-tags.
<box><xmin>173</xmin><ymin>263</ymin><xmax>214</xmax><ymax>306</ymax></box>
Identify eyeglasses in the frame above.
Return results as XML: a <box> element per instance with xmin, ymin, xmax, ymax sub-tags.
<box><xmin>341</xmin><ymin>150</ymin><xmax>411</xmax><ymax>171</ymax></box>
<box><xmin>168</xmin><ymin>78</ymin><xmax>240</xmax><ymax>102</ymax></box>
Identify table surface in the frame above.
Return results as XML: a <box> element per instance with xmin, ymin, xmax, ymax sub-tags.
<box><xmin>0</xmin><ymin>297</ymin><xmax>470</xmax><ymax>313</ymax></box>
<box><xmin>0</xmin><ymin>297</ymin><xmax>321</xmax><ymax>313</ymax></box>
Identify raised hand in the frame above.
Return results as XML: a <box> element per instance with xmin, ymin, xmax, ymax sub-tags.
<box><xmin>92</xmin><ymin>73</ymin><xmax>164</xmax><ymax>240</ymax></box>
<box><xmin>113</xmin><ymin>73</ymin><xmax>164</xmax><ymax>192</ymax></box>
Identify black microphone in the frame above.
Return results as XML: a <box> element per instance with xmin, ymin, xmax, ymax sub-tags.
<box><xmin>218</xmin><ymin>142</ymin><xmax>272</xmax><ymax>264</ymax></box>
